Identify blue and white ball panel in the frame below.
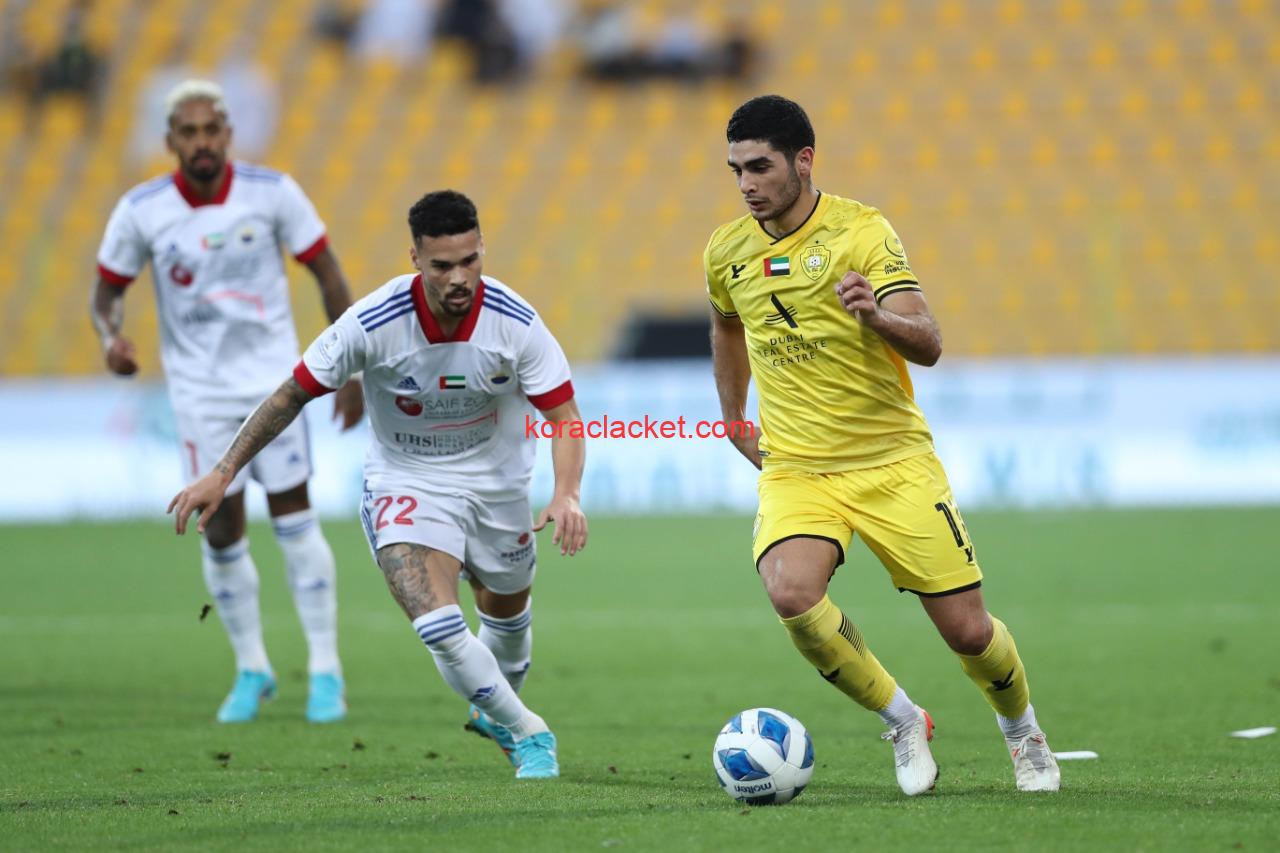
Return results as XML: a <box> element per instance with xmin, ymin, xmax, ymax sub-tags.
<box><xmin>712</xmin><ymin>707</ymin><xmax>814</xmax><ymax>805</ymax></box>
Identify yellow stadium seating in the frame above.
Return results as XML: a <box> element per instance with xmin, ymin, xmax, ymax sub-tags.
<box><xmin>0</xmin><ymin>0</ymin><xmax>1277</xmax><ymax>375</ymax></box>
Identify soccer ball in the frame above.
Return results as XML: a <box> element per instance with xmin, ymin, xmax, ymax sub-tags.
<box><xmin>712</xmin><ymin>707</ymin><xmax>814</xmax><ymax>805</ymax></box>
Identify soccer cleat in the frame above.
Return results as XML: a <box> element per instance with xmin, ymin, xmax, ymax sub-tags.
<box><xmin>306</xmin><ymin>672</ymin><xmax>347</xmax><ymax>723</ymax></box>
<box><xmin>513</xmin><ymin>731</ymin><xmax>559</xmax><ymax>779</ymax></box>
<box><xmin>216</xmin><ymin>670</ymin><xmax>276</xmax><ymax>723</ymax></box>
<box><xmin>464</xmin><ymin>704</ymin><xmax>519</xmax><ymax>766</ymax></box>
<box><xmin>881</xmin><ymin>706</ymin><xmax>939</xmax><ymax>796</ymax></box>
<box><xmin>1007</xmin><ymin>730</ymin><xmax>1061</xmax><ymax>792</ymax></box>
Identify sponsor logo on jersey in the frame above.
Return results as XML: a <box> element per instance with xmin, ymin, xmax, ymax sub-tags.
<box><xmin>731</xmin><ymin>262</ymin><xmax>747</xmax><ymax>280</ymax></box>
<box><xmin>763</xmin><ymin>256</ymin><xmax>790</xmax><ymax>277</ymax></box>
<box><xmin>170</xmin><ymin>263</ymin><xmax>195</xmax><ymax>286</ymax></box>
<box><xmin>395</xmin><ymin>376</ymin><xmax>421</xmax><ymax>391</ymax></box>
<box><xmin>491</xmin><ymin>374</ymin><xmax>510</xmax><ymax>385</ymax></box>
<box><xmin>801</xmin><ymin>244</ymin><xmax>831</xmax><ymax>281</ymax></box>
<box><xmin>395</xmin><ymin>396</ymin><xmax>424</xmax><ymax>416</ymax></box>
<box><xmin>439</xmin><ymin>375</ymin><xmax>466</xmax><ymax>390</ymax></box>
<box><xmin>763</xmin><ymin>294</ymin><xmax>799</xmax><ymax>328</ymax></box>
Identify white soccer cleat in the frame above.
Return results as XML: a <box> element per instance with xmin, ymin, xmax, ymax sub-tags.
<box><xmin>882</xmin><ymin>706</ymin><xmax>939</xmax><ymax>796</ymax></box>
<box><xmin>1006</xmin><ymin>730</ymin><xmax>1061</xmax><ymax>792</ymax></box>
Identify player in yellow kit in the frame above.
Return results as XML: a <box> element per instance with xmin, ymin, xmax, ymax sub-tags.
<box><xmin>706</xmin><ymin>95</ymin><xmax>1060</xmax><ymax>795</ymax></box>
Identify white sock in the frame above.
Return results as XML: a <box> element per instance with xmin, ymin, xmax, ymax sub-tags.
<box><xmin>201</xmin><ymin>539</ymin><xmax>271</xmax><ymax>673</ymax></box>
<box><xmin>998</xmin><ymin>703</ymin><xmax>1039</xmax><ymax>740</ymax></box>
<box><xmin>476</xmin><ymin>600</ymin><xmax>532</xmax><ymax>693</ymax></box>
<box><xmin>273</xmin><ymin>509</ymin><xmax>341</xmax><ymax>675</ymax></box>
<box><xmin>412</xmin><ymin>605</ymin><xmax>548</xmax><ymax>739</ymax></box>
<box><xmin>878</xmin><ymin>685</ymin><xmax>920</xmax><ymax>730</ymax></box>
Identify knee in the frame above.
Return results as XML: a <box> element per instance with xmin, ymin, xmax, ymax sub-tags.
<box><xmin>763</xmin><ymin>574</ymin><xmax>824</xmax><ymax>619</ymax></box>
<box><xmin>945</xmin><ymin>615</ymin><xmax>994</xmax><ymax>656</ymax></box>
<box><xmin>204</xmin><ymin>526</ymin><xmax>242</xmax><ymax>552</ymax></box>
<box><xmin>203</xmin><ymin>503</ymin><xmax>245</xmax><ymax>550</ymax></box>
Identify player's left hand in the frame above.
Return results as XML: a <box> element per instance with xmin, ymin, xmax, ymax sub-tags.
<box><xmin>333</xmin><ymin>378</ymin><xmax>364</xmax><ymax>431</ymax></box>
<box><xmin>835</xmin><ymin>272</ymin><xmax>881</xmax><ymax>325</ymax></box>
<box><xmin>533</xmin><ymin>494</ymin><xmax>588</xmax><ymax>556</ymax></box>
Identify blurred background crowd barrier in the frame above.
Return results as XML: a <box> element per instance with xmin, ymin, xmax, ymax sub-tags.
<box><xmin>1</xmin><ymin>0</ymin><xmax>1277</xmax><ymax>518</ymax></box>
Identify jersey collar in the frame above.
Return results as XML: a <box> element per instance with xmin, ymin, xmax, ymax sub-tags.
<box><xmin>757</xmin><ymin>191</ymin><xmax>825</xmax><ymax>245</ymax></box>
<box><xmin>411</xmin><ymin>274</ymin><xmax>485</xmax><ymax>344</ymax></box>
<box><xmin>173</xmin><ymin>162</ymin><xmax>234</xmax><ymax>208</ymax></box>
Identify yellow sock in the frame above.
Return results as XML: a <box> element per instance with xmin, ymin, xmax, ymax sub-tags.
<box><xmin>958</xmin><ymin>616</ymin><xmax>1030</xmax><ymax>719</ymax></box>
<box><xmin>780</xmin><ymin>595</ymin><xmax>897</xmax><ymax>712</ymax></box>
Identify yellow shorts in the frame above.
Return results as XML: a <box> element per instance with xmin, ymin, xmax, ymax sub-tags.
<box><xmin>752</xmin><ymin>451</ymin><xmax>983</xmax><ymax>596</ymax></box>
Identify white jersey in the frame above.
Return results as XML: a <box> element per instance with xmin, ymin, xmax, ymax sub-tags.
<box><xmin>295</xmin><ymin>273</ymin><xmax>573</xmax><ymax>500</ymax></box>
<box><xmin>97</xmin><ymin>161</ymin><xmax>328</xmax><ymax>417</ymax></box>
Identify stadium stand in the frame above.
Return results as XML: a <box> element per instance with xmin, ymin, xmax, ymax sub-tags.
<box><xmin>0</xmin><ymin>0</ymin><xmax>1276</xmax><ymax>374</ymax></box>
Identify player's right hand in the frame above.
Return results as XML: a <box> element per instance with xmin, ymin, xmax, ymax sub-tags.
<box><xmin>168</xmin><ymin>471</ymin><xmax>230</xmax><ymax>535</ymax></box>
<box><xmin>732</xmin><ymin>432</ymin><xmax>763</xmax><ymax>470</ymax></box>
<box><xmin>104</xmin><ymin>336</ymin><xmax>139</xmax><ymax>376</ymax></box>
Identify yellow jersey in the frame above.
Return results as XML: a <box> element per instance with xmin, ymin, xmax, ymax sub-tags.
<box><xmin>705</xmin><ymin>192</ymin><xmax>934</xmax><ymax>472</ymax></box>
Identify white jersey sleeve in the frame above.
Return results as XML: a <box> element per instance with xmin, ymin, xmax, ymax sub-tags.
<box><xmin>275</xmin><ymin>173</ymin><xmax>328</xmax><ymax>262</ymax></box>
<box><xmin>96</xmin><ymin>196</ymin><xmax>148</xmax><ymax>284</ymax></box>
<box><xmin>294</xmin><ymin>309</ymin><xmax>367</xmax><ymax>396</ymax></box>
<box><xmin>517</xmin><ymin>315</ymin><xmax>574</xmax><ymax>411</ymax></box>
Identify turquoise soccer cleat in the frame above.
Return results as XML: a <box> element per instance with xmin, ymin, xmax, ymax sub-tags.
<box><xmin>215</xmin><ymin>670</ymin><xmax>276</xmax><ymax>723</ymax></box>
<box><xmin>513</xmin><ymin>731</ymin><xmax>559</xmax><ymax>780</ymax></box>
<box><xmin>306</xmin><ymin>672</ymin><xmax>347</xmax><ymax>723</ymax></box>
<box><xmin>464</xmin><ymin>704</ymin><xmax>518</xmax><ymax>766</ymax></box>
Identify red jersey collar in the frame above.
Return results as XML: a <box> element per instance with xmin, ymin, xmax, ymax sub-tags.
<box><xmin>174</xmin><ymin>162</ymin><xmax>234</xmax><ymax>207</ymax></box>
<box><xmin>411</xmin><ymin>274</ymin><xmax>485</xmax><ymax>344</ymax></box>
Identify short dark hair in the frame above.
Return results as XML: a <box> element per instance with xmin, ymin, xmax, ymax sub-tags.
<box><xmin>408</xmin><ymin>190</ymin><xmax>480</xmax><ymax>242</ymax></box>
<box><xmin>725</xmin><ymin>95</ymin><xmax>815</xmax><ymax>161</ymax></box>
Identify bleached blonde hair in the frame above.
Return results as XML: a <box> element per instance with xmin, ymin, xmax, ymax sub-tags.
<box><xmin>164</xmin><ymin>79</ymin><xmax>229</xmax><ymax>125</ymax></box>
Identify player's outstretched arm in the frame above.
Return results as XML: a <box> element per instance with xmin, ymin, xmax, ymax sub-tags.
<box><xmin>710</xmin><ymin>308</ymin><xmax>762</xmax><ymax>469</ymax></box>
<box><xmin>168</xmin><ymin>376</ymin><xmax>315</xmax><ymax>534</ymax></box>
<box><xmin>305</xmin><ymin>246</ymin><xmax>365</xmax><ymax>431</ymax></box>
<box><xmin>533</xmin><ymin>397</ymin><xmax>588</xmax><ymax>556</ymax></box>
<box><xmin>89</xmin><ymin>278</ymin><xmax>139</xmax><ymax>376</ymax></box>
<box><xmin>835</xmin><ymin>272</ymin><xmax>943</xmax><ymax>366</ymax></box>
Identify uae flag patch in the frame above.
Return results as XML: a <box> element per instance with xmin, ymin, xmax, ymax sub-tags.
<box><xmin>439</xmin><ymin>375</ymin><xmax>466</xmax><ymax>390</ymax></box>
<box><xmin>763</xmin><ymin>256</ymin><xmax>790</xmax><ymax>277</ymax></box>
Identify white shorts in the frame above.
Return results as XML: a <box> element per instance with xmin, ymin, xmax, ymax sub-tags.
<box><xmin>175</xmin><ymin>408</ymin><xmax>312</xmax><ymax>496</ymax></box>
<box><xmin>360</xmin><ymin>483</ymin><xmax>537</xmax><ymax>595</ymax></box>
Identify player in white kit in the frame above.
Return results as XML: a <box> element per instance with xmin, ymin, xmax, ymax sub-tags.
<box><xmin>168</xmin><ymin>190</ymin><xmax>587</xmax><ymax>779</ymax></box>
<box><xmin>90</xmin><ymin>81</ymin><xmax>363</xmax><ymax>724</ymax></box>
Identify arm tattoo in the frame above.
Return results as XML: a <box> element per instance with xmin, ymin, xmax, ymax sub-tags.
<box><xmin>216</xmin><ymin>377</ymin><xmax>311</xmax><ymax>477</ymax></box>
<box><xmin>376</xmin><ymin>543</ymin><xmax>446</xmax><ymax>618</ymax></box>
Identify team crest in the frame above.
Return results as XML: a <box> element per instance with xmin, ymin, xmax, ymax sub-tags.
<box><xmin>801</xmin><ymin>245</ymin><xmax>831</xmax><ymax>281</ymax></box>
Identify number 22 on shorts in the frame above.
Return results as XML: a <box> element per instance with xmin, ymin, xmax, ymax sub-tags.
<box><xmin>373</xmin><ymin>495</ymin><xmax>418</xmax><ymax>529</ymax></box>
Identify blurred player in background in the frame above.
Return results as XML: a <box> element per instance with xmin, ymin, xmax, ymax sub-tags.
<box><xmin>168</xmin><ymin>190</ymin><xmax>586</xmax><ymax>780</ymax></box>
<box><xmin>706</xmin><ymin>95</ymin><xmax>1060</xmax><ymax>795</ymax></box>
<box><xmin>90</xmin><ymin>80</ymin><xmax>363</xmax><ymax>724</ymax></box>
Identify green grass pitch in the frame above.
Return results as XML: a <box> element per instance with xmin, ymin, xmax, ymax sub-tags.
<box><xmin>3</xmin><ymin>508</ymin><xmax>1278</xmax><ymax>851</ymax></box>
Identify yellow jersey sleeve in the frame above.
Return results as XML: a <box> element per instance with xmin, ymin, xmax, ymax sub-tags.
<box><xmin>703</xmin><ymin>238</ymin><xmax>738</xmax><ymax>318</ymax></box>
<box><xmin>853</xmin><ymin>214</ymin><xmax>922</xmax><ymax>303</ymax></box>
